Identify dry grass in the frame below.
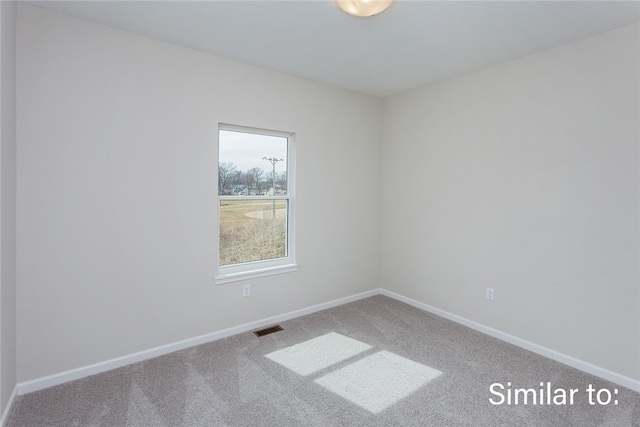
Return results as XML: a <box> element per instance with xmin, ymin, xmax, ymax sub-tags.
<box><xmin>219</xmin><ymin>199</ymin><xmax>287</xmax><ymax>266</ymax></box>
<box><xmin>219</xmin><ymin>199</ymin><xmax>286</xmax><ymax>222</ymax></box>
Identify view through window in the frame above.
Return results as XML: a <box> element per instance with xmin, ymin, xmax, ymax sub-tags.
<box><xmin>217</xmin><ymin>125</ymin><xmax>294</xmax><ymax>280</ymax></box>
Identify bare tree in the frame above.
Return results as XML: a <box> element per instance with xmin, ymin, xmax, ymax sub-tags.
<box><xmin>276</xmin><ymin>171</ymin><xmax>287</xmax><ymax>192</ymax></box>
<box><xmin>247</xmin><ymin>167</ymin><xmax>265</xmax><ymax>194</ymax></box>
<box><xmin>218</xmin><ymin>162</ymin><xmax>238</xmax><ymax>195</ymax></box>
<box><xmin>244</xmin><ymin>170</ymin><xmax>255</xmax><ymax>193</ymax></box>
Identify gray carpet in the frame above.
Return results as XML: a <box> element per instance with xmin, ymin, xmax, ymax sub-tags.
<box><xmin>8</xmin><ymin>296</ymin><xmax>640</xmax><ymax>426</ymax></box>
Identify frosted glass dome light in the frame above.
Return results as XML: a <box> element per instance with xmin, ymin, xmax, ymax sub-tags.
<box><xmin>336</xmin><ymin>0</ymin><xmax>394</xmax><ymax>17</ymax></box>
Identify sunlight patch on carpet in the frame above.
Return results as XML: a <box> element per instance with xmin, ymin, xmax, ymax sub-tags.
<box><xmin>265</xmin><ymin>332</ymin><xmax>372</xmax><ymax>376</ymax></box>
<box><xmin>314</xmin><ymin>350</ymin><xmax>442</xmax><ymax>413</ymax></box>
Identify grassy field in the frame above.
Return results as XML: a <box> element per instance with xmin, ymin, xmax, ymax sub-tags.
<box><xmin>219</xmin><ymin>199</ymin><xmax>287</xmax><ymax>266</ymax></box>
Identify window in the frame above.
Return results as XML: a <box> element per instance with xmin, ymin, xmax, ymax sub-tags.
<box><xmin>215</xmin><ymin>124</ymin><xmax>296</xmax><ymax>284</ymax></box>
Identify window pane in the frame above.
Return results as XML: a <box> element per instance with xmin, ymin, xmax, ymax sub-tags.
<box><xmin>219</xmin><ymin>199</ymin><xmax>288</xmax><ymax>266</ymax></box>
<box><xmin>219</xmin><ymin>130</ymin><xmax>287</xmax><ymax>196</ymax></box>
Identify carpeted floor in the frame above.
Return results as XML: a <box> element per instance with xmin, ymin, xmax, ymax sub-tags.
<box><xmin>8</xmin><ymin>295</ymin><xmax>640</xmax><ymax>426</ymax></box>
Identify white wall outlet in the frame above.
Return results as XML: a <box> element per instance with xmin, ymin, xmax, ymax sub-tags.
<box><xmin>486</xmin><ymin>287</ymin><xmax>494</xmax><ymax>301</ymax></box>
<box><xmin>243</xmin><ymin>284</ymin><xmax>251</xmax><ymax>297</ymax></box>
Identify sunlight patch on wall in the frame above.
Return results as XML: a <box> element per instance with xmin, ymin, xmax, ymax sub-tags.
<box><xmin>265</xmin><ymin>332</ymin><xmax>372</xmax><ymax>376</ymax></box>
<box><xmin>314</xmin><ymin>350</ymin><xmax>442</xmax><ymax>413</ymax></box>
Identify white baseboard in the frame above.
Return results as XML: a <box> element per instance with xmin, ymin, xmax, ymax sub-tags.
<box><xmin>17</xmin><ymin>289</ymin><xmax>379</xmax><ymax>395</ymax></box>
<box><xmin>16</xmin><ymin>287</ymin><xmax>640</xmax><ymax>396</ymax></box>
<box><xmin>0</xmin><ymin>385</ymin><xmax>18</xmax><ymax>427</ymax></box>
<box><xmin>379</xmin><ymin>288</ymin><xmax>640</xmax><ymax>393</ymax></box>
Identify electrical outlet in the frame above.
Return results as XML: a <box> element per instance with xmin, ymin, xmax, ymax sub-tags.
<box><xmin>243</xmin><ymin>284</ymin><xmax>251</xmax><ymax>297</ymax></box>
<box><xmin>486</xmin><ymin>287</ymin><xmax>494</xmax><ymax>301</ymax></box>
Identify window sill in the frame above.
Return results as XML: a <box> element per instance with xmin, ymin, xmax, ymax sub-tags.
<box><xmin>215</xmin><ymin>263</ymin><xmax>298</xmax><ymax>285</ymax></box>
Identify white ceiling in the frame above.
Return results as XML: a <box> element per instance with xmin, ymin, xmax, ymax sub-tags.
<box><xmin>25</xmin><ymin>0</ymin><xmax>640</xmax><ymax>98</ymax></box>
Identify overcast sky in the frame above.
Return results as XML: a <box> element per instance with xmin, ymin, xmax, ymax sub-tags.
<box><xmin>219</xmin><ymin>130</ymin><xmax>287</xmax><ymax>173</ymax></box>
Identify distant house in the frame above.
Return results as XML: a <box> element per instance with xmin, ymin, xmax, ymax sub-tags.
<box><xmin>265</xmin><ymin>186</ymin><xmax>286</xmax><ymax>196</ymax></box>
<box><xmin>233</xmin><ymin>185</ymin><xmax>247</xmax><ymax>195</ymax></box>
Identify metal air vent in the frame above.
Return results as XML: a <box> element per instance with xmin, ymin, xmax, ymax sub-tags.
<box><xmin>253</xmin><ymin>325</ymin><xmax>283</xmax><ymax>337</ymax></box>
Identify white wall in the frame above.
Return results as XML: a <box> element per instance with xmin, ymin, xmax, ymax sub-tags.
<box><xmin>0</xmin><ymin>0</ymin><xmax>17</xmax><ymax>414</ymax></box>
<box><xmin>16</xmin><ymin>4</ymin><xmax>382</xmax><ymax>382</ymax></box>
<box><xmin>382</xmin><ymin>23</ymin><xmax>640</xmax><ymax>381</ymax></box>
<box><xmin>16</xmin><ymin>3</ymin><xmax>640</xmax><ymax>390</ymax></box>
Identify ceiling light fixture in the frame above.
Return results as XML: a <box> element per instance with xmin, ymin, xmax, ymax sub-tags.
<box><xmin>336</xmin><ymin>0</ymin><xmax>394</xmax><ymax>17</ymax></box>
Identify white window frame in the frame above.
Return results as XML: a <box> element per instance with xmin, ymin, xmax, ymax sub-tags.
<box><xmin>215</xmin><ymin>124</ymin><xmax>297</xmax><ymax>284</ymax></box>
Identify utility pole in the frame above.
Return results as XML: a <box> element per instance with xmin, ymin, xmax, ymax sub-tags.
<box><xmin>262</xmin><ymin>156</ymin><xmax>283</xmax><ymax>218</ymax></box>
